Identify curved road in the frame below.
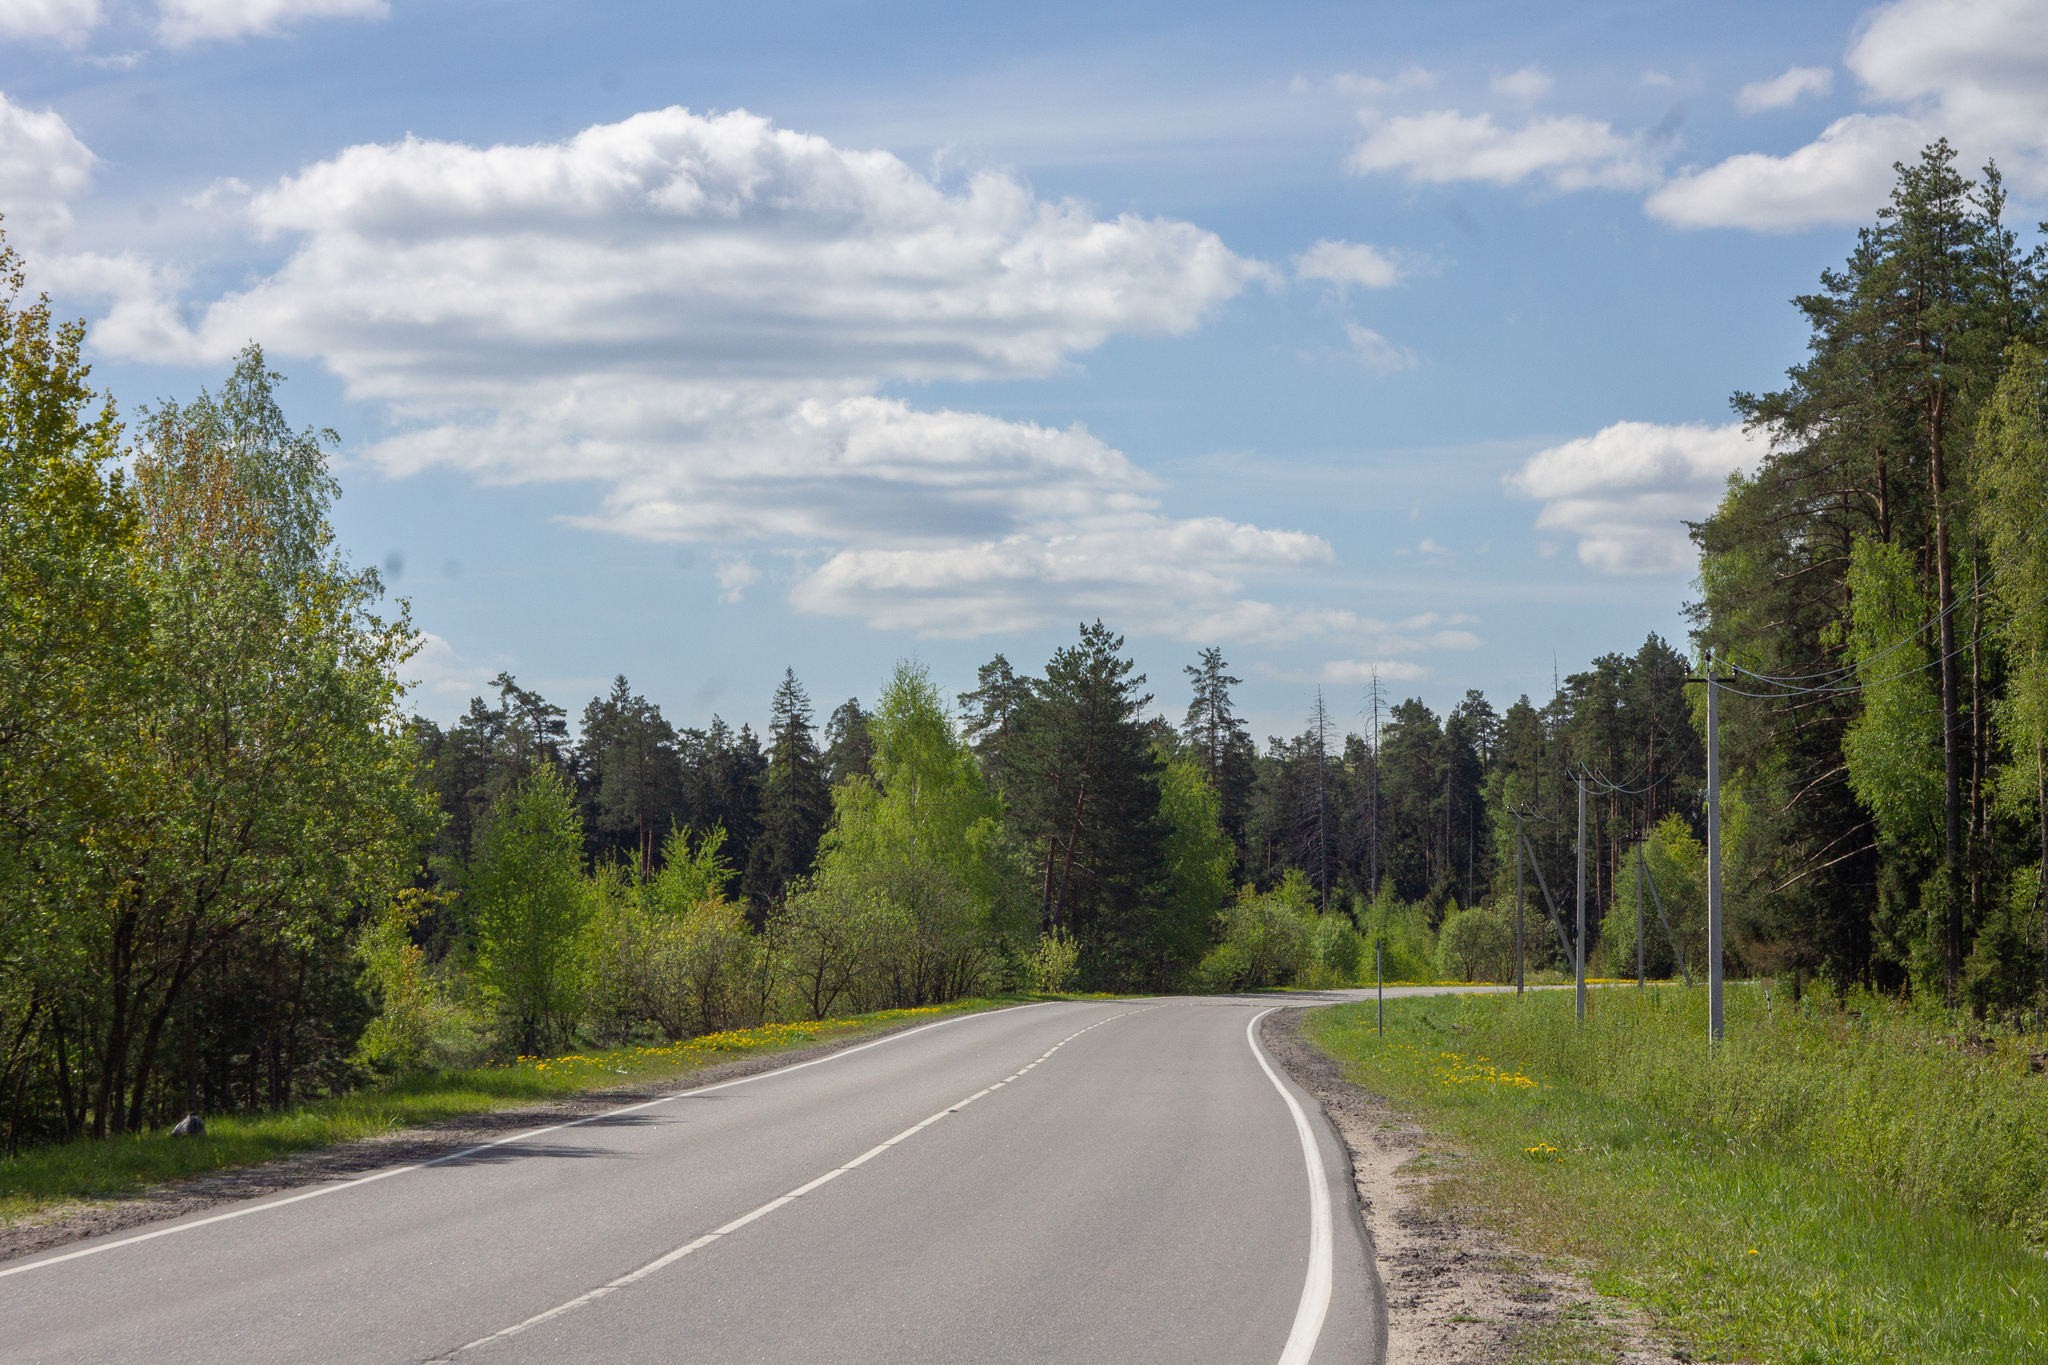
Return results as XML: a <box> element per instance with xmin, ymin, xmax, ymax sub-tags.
<box><xmin>1</xmin><ymin>991</ymin><xmax>1497</xmax><ymax>1364</ymax></box>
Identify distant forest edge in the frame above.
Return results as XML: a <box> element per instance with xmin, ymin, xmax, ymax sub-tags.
<box><xmin>7</xmin><ymin>138</ymin><xmax>2048</xmax><ymax>1151</ymax></box>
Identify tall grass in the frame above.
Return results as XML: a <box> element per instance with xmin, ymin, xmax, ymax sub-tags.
<box><xmin>1453</xmin><ymin>983</ymin><xmax>2048</xmax><ymax>1245</ymax></box>
<box><xmin>1305</xmin><ymin>987</ymin><xmax>2048</xmax><ymax>1364</ymax></box>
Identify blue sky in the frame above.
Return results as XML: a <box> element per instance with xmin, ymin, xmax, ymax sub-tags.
<box><xmin>6</xmin><ymin>0</ymin><xmax>2046</xmax><ymax>742</ymax></box>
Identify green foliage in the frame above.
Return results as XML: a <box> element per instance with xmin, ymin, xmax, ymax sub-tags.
<box><xmin>471</xmin><ymin>765</ymin><xmax>589</xmax><ymax>1053</ymax></box>
<box><xmin>1153</xmin><ymin>755</ymin><xmax>1235</xmax><ymax>983</ymax></box>
<box><xmin>1200</xmin><ymin>871</ymin><xmax>1315</xmax><ymax>989</ymax></box>
<box><xmin>1839</xmin><ymin>535</ymin><xmax>1943</xmax><ymax>854</ymax></box>
<box><xmin>353</xmin><ymin>890</ymin><xmax>446</xmax><ymax>1075</ymax></box>
<box><xmin>1003</xmin><ymin>622</ymin><xmax>1167</xmax><ymax>984</ymax></box>
<box><xmin>1356</xmin><ymin>882</ymin><xmax>1439</xmax><ymax>982</ymax></box>
<box><xmin>1693</xmin><ymin>143</ymin><xmax>2045</xmax><ymax>997</ymax></box>
<box><xmin>1027</xmin><ymin>928</ymin><xmax>1080</xmax><ymax>994</ymax></box>
<box><xmin>1302</xmin><ymin>912</ymin><xmax>1365</xmax><ymax>988</ymax></box>
<box><xmin>1435</xmin><ymin>901</ymin><xmax>1514</xmax><ymax>982</ymax></box>
<box><xmin>792</xmin><ymin>660</ymin><xmax>1024</xmax><ymax>1011</ymax></box>
<box><xmin>1601</xmin><ymin>815</ymin><xmax>1705</xmax><ymax>981</ymax></box>
<box><xmin>648</xmin><ymin>824</ymin><xmax>733</xmax><ymax>917</ymax></box>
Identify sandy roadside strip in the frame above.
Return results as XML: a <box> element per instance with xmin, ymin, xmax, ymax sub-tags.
<box><xmin>1262</xmin><ymin>1010</ymin><xmax>1680</xmax><ymax>1365</ymax></box>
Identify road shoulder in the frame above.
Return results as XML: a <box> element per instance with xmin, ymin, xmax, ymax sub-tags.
<box><xmin>1262</xmin><ymin>1009</ymin><xmax>1675</xmax><ymax>1365</ymax></box>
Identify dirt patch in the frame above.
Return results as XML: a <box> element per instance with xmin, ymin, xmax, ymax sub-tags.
<box><xmin>1263</xmin><ymin>1010</ymin><xmax>1679</xmax><ymax>1365</ymax></box>
<box><xmin>0</xmin><ymin>1016</ymin><xmax>947</xmax><ymax>1267</ymax></box>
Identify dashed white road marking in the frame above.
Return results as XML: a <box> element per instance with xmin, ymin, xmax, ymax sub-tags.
<box><xmin>422</xmin><ymin>1008</ymin><xmax>1149</xmax><ymax>1360</ymax></box>
<box><xmin>0</xmin><ymin>1002</ymin><xmax>1070</xmax><ymax>1283</ymax></box>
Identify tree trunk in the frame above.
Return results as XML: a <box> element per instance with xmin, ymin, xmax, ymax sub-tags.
<box><xmin>1971</xmin><ymin>559</ymin><xmax>1987</xmax><ymax>930</ymax></box>
<box><xmin>96</xmin><ymin>909</ymin><xmax>138</xmax><ymax>1137</ymax></box>
<box><xmin>52</xmin><ymin>1016</ymin><xmax>78</xmax><ymax>1140</ymax></box>
<box><xmin>1930</xmin><ymin>393</ymin><xmax>1964</xmax><ymax>1002</ymax></box>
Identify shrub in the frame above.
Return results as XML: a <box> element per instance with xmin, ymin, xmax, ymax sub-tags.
<box><xmin>353</xmin><ymin>889</ymin><xmax>445</xmax><ymax>1074</ymax></box>
<box><xmin>1355</xmin><ymin>882</ymin><xmax>1438</xmax><ymax>982</ymax></box>
<box><xmin>1199</xmin><ymin>872</ymin><xmax>1314</xmax><ymax>989</ymax></box>
<box><xmin>1029</xmin><ymin>928</ymin><xmax>1081</xmax><ymax>993</ymax></box>
<box><xmin>1304</xmin><ymin>913</ymin><xmax>1365</xmax><ymax>987</ymax></box>
<box><xmin>1435</xmin><ymin>902</ymin><xmax>1514</xmax><ymax>983</ymax></box>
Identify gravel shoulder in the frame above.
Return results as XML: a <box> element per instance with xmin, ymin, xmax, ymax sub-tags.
<box><xmin>0</xmin><ymin>1014</ymin><xmax>956</xmax><ymax>1267</ymax></box>
<box><xmin>1263</xmin><ymin>1009</ymin><xmax>1679</xmax><ymax>1365</ymax></box>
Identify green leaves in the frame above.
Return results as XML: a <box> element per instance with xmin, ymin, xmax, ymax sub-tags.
<box><xmin>1841</xmin><ymin>536</ymin><xmax>1944</xmax><ymax>854</ymax></box>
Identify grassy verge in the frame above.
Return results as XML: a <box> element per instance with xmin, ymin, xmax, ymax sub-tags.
<box><xmin>1303</xmin><ymin>986</ymin><xmax>2048</xmax><ymax>1364</ymax></box>
<box><xmin>1</xmin><ymin>997</ymin><xmax>1030</xmax><ymax>1226</ymax></box>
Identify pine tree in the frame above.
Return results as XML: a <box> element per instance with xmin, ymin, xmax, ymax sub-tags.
<box><xmin>745</xmin><ymin>669</ymin><xmax>830</xmax><ymax>912</ymax></box>
<box><xmin>1180</xmin><ymin>647</ymin><xmax>1257</xmax><ymax>862</ymax></box>
<box><xmin>822</xmin><ymin>698</ymin><xmax>872</xmax><ymax>785</ymax></box>
<box><xmin>1006</xmin><ymin>622</ymin><xmax>1167</xmax><ymax>982</ymax></box>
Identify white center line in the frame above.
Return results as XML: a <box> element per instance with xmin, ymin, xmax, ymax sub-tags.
<box><xmin>422</xmin><ymin>1008</ymin><xmax>1150</xmax><ymax>1361</ymax></box>
<box><xmin>0</xmin><ymin>1002</ymin><xmax>1069</xmax><ymax>1282</ymax></box>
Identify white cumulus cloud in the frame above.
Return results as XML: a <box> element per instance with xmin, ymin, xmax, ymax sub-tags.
<box><xmin>1319</xmin><ymin>659</ymin><xmax>1430</xmax><ymax>684</ymax></box>
<box><xmin>1332</xmin><ymin>66</ymin><xmax>1438</xmax><ymax>98</ymax></box>
<box><xmin>1294</xmin><ymin>238</ymin><xmax>1409</xmax><ymax>291</ymax></box>
<box><xmin>1736</xmin><ymin>65</ymin><xmax>1835</xmax><ymax>114</ymax></box>
<box><xmin>1490</xmin><ymin>65</ymin><xmax>1554</xmax><ymax>102</ymax></box>
<box><xmin>1504</xmin><ymin>421</ymin><xmax>1769</xmax><ymax>574</ymax></box>
<box><xmin>0</xmin><ymin>0</ymin><xmax>101</xmax><ymax>45</ymax></box>
<box><xmin>155</xmin><ymin>0</ymin><xmax>386</xmax><ymax>46</ymax></box>
<box><xmin>1653</xmin><ymin>0</ymin><xmax>2048</xmax><ymax>230</ymax></box>
<box><xmin>0</xmin><ymin>93</ymin><xmax>96</xmax><ymax>241</ymax></box>
<box><xmin>1343</xmin><ymin>323</ymin><xmax>1416</xmax><ymax>372</ymax></box>
<box><xmin>77</xmin><ymin>107</ymin><xmax>1317</xmax><ymax>640</ymax></box>
<box><xmin>1349</xmin><ymin>109</ymin><xmax>1665</xmax><ymax>192</ymax></box>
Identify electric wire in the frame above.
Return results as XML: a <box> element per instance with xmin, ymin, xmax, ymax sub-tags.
<box><xmin>1713</xmin><ymin>494</ymin><xmax>2048</xmax><ymax>691</ymax></box>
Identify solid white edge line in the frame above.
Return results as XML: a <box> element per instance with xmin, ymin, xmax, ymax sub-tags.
<box><xmin>424</xmin><ymin>1006</ymin><xmax>1149</xmax><ymax>1360</ymax></box>
<box><xmin>0</xmin><ymin>1000</ymin><xmax>1075</xmax><ymax>1282</ymax></box>
<box><xmin>1250</xmin><ymin>1006</ymin><xmax>1334</xmax><ymax>1365</ymax></box>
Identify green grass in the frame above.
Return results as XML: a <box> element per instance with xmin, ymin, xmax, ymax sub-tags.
<box><xmin>1304</xmin><ymin>986</ymin><xmax>2048</xmax><ymax>1364</ymax></box>
<box><xmin>0</xmin><ymin>999</ymin><xmax>1020</xmax><ymax>1225</ymax></box>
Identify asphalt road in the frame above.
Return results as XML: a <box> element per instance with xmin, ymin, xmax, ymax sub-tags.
<box><xmin>1</xmin><ymin>989</ymin><xmax>1505</xmax><ymax>1365</ymax></box>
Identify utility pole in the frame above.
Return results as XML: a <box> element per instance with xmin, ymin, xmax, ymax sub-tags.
<box><xmin>1707</xmin><ymin>656</ymin><xmax>1725</xmax><ymax>1044</ymax></box>
<box><xmin>1635</xmin><ymin>843</ymin><xmax>1645</xmax><ymax>989</ymax></box>
<box><xmin>1514</xmin><ymin>811</ymin><xmax>1525</xmax><ymax>998</ymax></box>
<box><xmin>1575</xmin><ymin>773</ymin><xmax>1587</xmax><ymax>1025</ymax></box>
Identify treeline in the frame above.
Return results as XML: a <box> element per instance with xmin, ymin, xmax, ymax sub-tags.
<box><xmin>0</xmin><ymin>198</ymin><xmax>1720</xmax><ymax>1149</ymax></box>
<box><xmin>1694</xmin><ymin>142</ymin><xmax>2048</xmax><ymax>1011</ymax></box>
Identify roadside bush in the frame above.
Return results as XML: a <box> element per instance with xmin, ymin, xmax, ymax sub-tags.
<box><xmin>588</xmin><ymin>827</ymin><xmax>763</xmax><ymax>1040</ymax></box>
<box><xmin>1029</xmin><ymin>928</ymin><xmax>1081</xmax><ymax>993</ymax></box>
<box><xmin>1355</xmin><ymin>882</ymin><xmax>1438</xmax><ymax>982</ymax></box>
<box><xmin>470</xmin><ymin>766</ymin><xmax>590</xmax><ymax>1055</ymax></box>
<box><xmin>1435</xmin><ymin>902</ymin><xmax>1515</xmax><ymax>982</ymax></box>
<box><xmin>1301</xmin><ymin>913</ymin><xmax>1365</xmax><ymax>988</ymax></box>
<box><xmin>352</xmin><ymin>889</ymin><xmax>448</xmax><ymax>1074</ymax></box>
<box><xmin>1602</xmin><ymin>814</ymin><xmax>1704</xmax><ymax>981</ymax></box>
<box><xmin>1199</xmin><ymin>872</ymin><xmax>1314</xmax><ymax>989</ymax></box>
